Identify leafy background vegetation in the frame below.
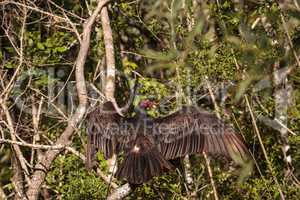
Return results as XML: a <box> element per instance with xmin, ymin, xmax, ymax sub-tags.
<box><xmin>1</xmin><ymin>0</ymin><xmax>300</xmax><ymax>199</ymax></box>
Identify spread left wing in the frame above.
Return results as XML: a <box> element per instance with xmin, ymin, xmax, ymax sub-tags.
<box><xmin>151</xmin><ymin>106</ymin><xmax>249</xmax><ymax>162</ymax></box>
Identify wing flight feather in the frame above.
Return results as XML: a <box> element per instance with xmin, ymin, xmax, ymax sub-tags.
<box><xmin>153</xmin><ymin>106</ymin><xmax>249</xmax><ymax>161</ymax></box>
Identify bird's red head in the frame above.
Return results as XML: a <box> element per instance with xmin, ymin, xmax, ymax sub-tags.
<box><xmin>139</xmin><ymin>99</ymin><xmax>156</xmax><ymax>110</ymax></box>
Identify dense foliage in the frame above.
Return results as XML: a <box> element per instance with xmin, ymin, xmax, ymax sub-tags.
<box><xmin>0</xmin><ymin>0</ymin><xmax>300</xmax><ymax>199</ymax></box>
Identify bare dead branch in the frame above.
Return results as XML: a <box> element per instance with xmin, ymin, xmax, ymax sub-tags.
<box><xmin>203</xmin><ymin>153</ymin><xmax>219</xmax><ymax>200</ymax></box>
<box><xmin>279</xmin><ymin>11</ymin><xmax>300</xmax><ymax>69</ymax></box>
<box><xmin>0</xmin><ymin>102</ymin><xmax>30</xmax><ymax>183</ymax></box>
<box><xmin>0</xmin><ymin>138</ymin><xmax>66</xmax><ymax>150</ymax></box>
<box><xmin>101</xmin><ymin>4</ymin><xmax>116</xmax><ymax>102</ymax></box>
<box><xmin>30</xmin><ymin>96</ymin><xmax>43</xmax><ymax>165</ymax></box>
<box><xmin>0</xmin><ymin>185</ymin><xmax>6</xmax><ymax>200</ymax></box>
<box><xmin>0</xmin><ymin>2</ymin><xmax>27</xmax><ymax>100</ymax></box>
<box><xmin>107</xmin><ymin>184</ymin><xmax>131</xmax><ymax>200</ymax></box>
<box><xmin>47</xmin><ymin>0</ymin><xmax>85</xmax><ymax>21</ymax></box>
<box><xmin>0</xmin><ymin>137</ymin><xmax>117</xmax><ymax>189</ymax></box>
<box><xmin>1</xmin><ymin>1</ymin><xmax>74</xmax><ymax>25</ymax></box>
<box><xmin>25</xmin><ymin>1</ymin><xmax>110</xmax><ymax>199</ymax></box>
<box><xmin>100</xmin><ymin>1</ymin><xmax>124</xmax><ymax>116</ymax></box>
<box><xmin>97</xmin><ymin>1</ymin><xmax>133</xmax><ymax>198</ymax></box>
<box><xmin>11</xmin><ymin>154</ymin><xmax>26</xmax><ymax>200</ymax></box>
<box><xmin>99</xmin><ymin>0</ymin><xmax>119</xmax><ymax>187</ymax></box>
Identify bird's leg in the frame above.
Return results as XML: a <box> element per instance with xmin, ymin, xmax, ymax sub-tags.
<box><xmin>183</xmin><ymin>155</ymin><xmax>198</xmax><ymax>199</ymax></box>
<box><xmin>183</xmin><ymin>155</ymin><xmax>193</xmax><ymax>187</ymax></box>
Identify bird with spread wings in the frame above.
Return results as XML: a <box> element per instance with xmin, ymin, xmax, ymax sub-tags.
<box><xmin>86</xmin><ymin>99</ymin><xmax>250</xmax><ymax>185</ymax></box>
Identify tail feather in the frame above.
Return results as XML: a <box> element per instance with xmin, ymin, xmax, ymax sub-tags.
<box><xmin>116</xmin><ymin>136</ymin><xmax>174</xmax><ymax>184</ymax></box>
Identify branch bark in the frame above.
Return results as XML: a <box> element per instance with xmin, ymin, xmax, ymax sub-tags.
<box><xmin>11</xmin><ymin>154</ymin><xmax>25</xmax><ymax>200</ymax></box>
<box><xmin>25</xmin><ymin>1</ymin><xmax>110</xmax><ymax>199</ymax></box>
<box><xmin>107</xmin><ymin>184</ymin><xmax>131</xmax><ymax>200</ymax></box>
<box><xmin>0</xmin><ymin>102</ymin><xmax>30</xmax><ymax>184</ymax></box>
<box><xmin>100</xmin><ymin>0</ymin><xmax>118</xmax><ymax>182</ymax></box>
<box><xmin>0</xmin><ymin>185</ymin><xmax>6</xmax><ymax>200</ymax></box>
<box><xmin>101</xmin><ymin>4</ymin><xmax>116</xmax><ymax>101</ymax></box>
<box><xmin>98</xmin><ymin>1</ymin><xmax>133</xmax><ymax>198</ymax></box>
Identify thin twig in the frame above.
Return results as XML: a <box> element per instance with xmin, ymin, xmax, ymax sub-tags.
<box><xmin>0</xmin><ymin>7</ymin><xmax>30</xmax><ymax>185</ymax></box>
<box><xmin>0</xmin><ymin>102</ymin><xmax>30</xmax><ymax>182</ymax></box>
<box><xmin>0</xmin><ymin>3</ymin><xmax>27</xmax><ymax>99</ymax></box>
<box><xmin>204</xmin><ymin>77</ymin><xmax>220</xmax><ymax>200</ymax></box>
<box><xmin>2</xmin><ymin>1</ymin><xmax>75</xmax><ymax>25</ymax></box>
<box><xmin>244</xmin><ymin>95</ymin><xmax>285</xmax><ymax>200</ymax></box>
<box><xmin>279</xmin><ymin>12</ymin><xmax>300</xmax><ymax>69</ymax></box>
<box><xmin>0</xmin><ymin>138</ymin><xmax>66</xmax><ymax>150</ymax></box>
<box><xmin>0</xmin><ymin>135</ymin><xmax>119</xmax><ymax>193</ymax></box>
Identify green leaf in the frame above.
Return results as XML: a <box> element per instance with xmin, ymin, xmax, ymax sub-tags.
<box><xmin>45</xmin><ymin>38</ymin><xmax>54</xmax><ymax>48</ymax></box>
<box><xmin>55</xmin><ymin>46</ymin><xmax>68</xmax><ymax>53</ymax></box>
<box><xmin>4</xmin><ymin>61</ymin><xmax>15</xmax><ymax>69</ymax></box>
<box><xmin>37</xmin><ymin>42</ymin><xmax>45</xmax><ymax>50</ymax></box>
<box><xmin>28</xmin><ymin>38</ymin><xmax>34</xmax><ymax>47</ymax></box>
<box><xmin>35</xmin><ymin>75</ymin><xmax>49</xmax><ymax>86</ymax></box>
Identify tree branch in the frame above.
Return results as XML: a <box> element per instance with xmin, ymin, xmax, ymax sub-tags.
<box><xmin>102</xmin><ymin>3</ymin><xmax>116</xmax><ymax>101</ymax></box>
<box><xmin>107</xmin><ymin>184</ymin><xmax>131</xmax><ymax>200</ymax></box>
<box><xmin>25</xmin><ymin>1</ymin><xmax>110</xmax><ymax>199</ymax></box>
<box><xmin>99</xmin><ymin>1</ymin><xmax>133</xmax><ymax>198</ymax></box>
<box><xmin>0</xmin><ymin>102</ymin><xmax>30</xmax><ymax>184</ymax></box>
<box><xmin>0</xmin><ymin>138</ymin><xmax>66</xmax><ymax>150</ymax></box>
<box><xmin>0</xmin><ymin>138</ymin><xmax>118</xmax><ymax>189</ymax></box>
<box><xmin>11</xmin><ymin>153</ymin><xmax>26</xmax><ymax>200</ymax></box>
<box><xmin>0</xmin><ymin>185</ymin><xmax>6</xmax><ymax>200</ymax></box>
<box><xmin>100</xmin><ymin>0</ymin><xmax>118</xmax><ymax>182</ymax></box>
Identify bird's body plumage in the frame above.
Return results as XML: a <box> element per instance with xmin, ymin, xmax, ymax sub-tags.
<box><xmin>86</xmin><ymin>101</ymin><xmax>250</xmax><ymax>184</ymax></box>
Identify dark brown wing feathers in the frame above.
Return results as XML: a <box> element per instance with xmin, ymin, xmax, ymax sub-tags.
<box><xmin>86</xmin><ymin>102</ymin><xmax>119</xmax><ymax>162</ymax></box>
<box><xmin>85</xmin><ymin>132</ymin><xmax>96</xmax><ymax>170</ymax></box>
<box><xmin>155</xmin><ymin>106</ymin><xmax>249</xmax><ymax>161</ymax></box>
<box><xmin>116</xmin><ymin>136</ymin><xmax>174</xmax><ymax>184</ymax></box>
<box><xmin>86</xmin><ymin>103</ymin><xmax>249</xmax><ymax>184</ymax></box>
<box><xmin>159</xmin><ymin>133</ymin><xmax>205</xmax><ymax>159</ymax></box>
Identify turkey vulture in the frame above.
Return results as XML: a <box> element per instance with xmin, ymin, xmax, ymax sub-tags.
<box><xmin>86</xmin><ymin>100</ymin><xmax>250</xmax><ymax>185</ymax></box>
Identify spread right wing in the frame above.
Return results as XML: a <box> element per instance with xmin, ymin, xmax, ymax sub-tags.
<box><xmin>86</xmin><ymin>101</ymin><xmax>136</xmax><ymax>169</ymax></box>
